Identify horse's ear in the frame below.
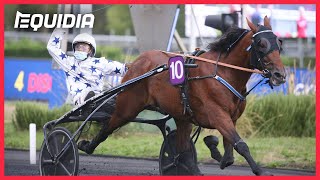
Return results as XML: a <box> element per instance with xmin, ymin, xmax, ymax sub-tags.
<box><xmin>263</xmin><ymin>16</ymin><xmax>272</xmax><ymax>30</ymax></box>
<box><xmin>246</xmin><ymin>17</ymin><xmax>257</xmax><ymax>33</ymax></box>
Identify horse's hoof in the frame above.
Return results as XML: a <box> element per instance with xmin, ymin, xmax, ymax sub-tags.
<box><xmin>259</xmin><ymin>170</ymin><xmax>273</xmax><ymax>176</ymax></box>
<box><xmin>181</xmin><ymin>164</ymin><xmax>203</xmax><ymax>176</ymax></box>
<box><xmin>254</xmin><ymin>169</ymin><xmax>274</xmax><ymax>176</ymax></box>
<box><xmin>178</xmin><ymin>151</ymin><xmax>203</xmax><ymax>175</ymax></box>
<box><xmin>219</xmin><ymin>157</ymin><xmax>234</xmax><ymax>169</ymax></box>
<box><xmin>78</xmin><ymin>140</ymin><xmax>94</xmax><ymax>155</ymax></box>
<box><xmin>187</xmin><ymin>165</ymin><xmax>203</xmax><ymax>176</ymax></box>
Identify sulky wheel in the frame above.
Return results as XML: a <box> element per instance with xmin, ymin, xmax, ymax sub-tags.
<box><xmin>159</xmin><ymin>130</ymin><xmax>197</xmax><ymax>175</ymax></box>
<box><xmin>39</xmin><ymin>127</ymin><xmax>79</xmax><ymax>176</ymax></box>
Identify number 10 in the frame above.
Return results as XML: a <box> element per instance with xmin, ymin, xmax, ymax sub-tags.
<box><xmin>170</xmin><ymin>61</ymin><xmax>183</xmax><ymax>79</ymax></box>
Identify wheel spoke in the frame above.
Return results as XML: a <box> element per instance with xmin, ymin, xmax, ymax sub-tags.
<box><xmin>179</xmin><ymin>163</ymin><xmax>191</xmax><ymax>172</ymax></box>
<box><xmin>42</xmin><ymin>159</ymin><xmax>54</xmax><ymax>165</ymax></box>
<box><xmin>162</xmin><ymin>162</ymin><xmax>176</xmax><ymax>172</ymax></box>
<box><xmin>54</xmin><ymin>164</ymin><xmax>57</xmax><ymax>175</ymax></box>
<box><xmin>52</xmin><ymin>135</ymin><xmax>60</xmax><ymax>154</ymax></box>
<box><xmin>56</xmin><ymin>143</ymin><xmax>71</xmax><ymax>161</ymax></box>
<box><xmin>58</xmin><ymin>162</ymin><xmax>72</xmax><ymax>176</ymax></box>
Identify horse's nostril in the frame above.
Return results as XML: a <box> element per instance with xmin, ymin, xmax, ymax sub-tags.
<box><xmin>273</xmin><ymin>71</ymin><xmax>286</xmax><ymax>83</ymax></box>
<box><xmin>274</xmin><ymin>72</ymin><xmax>282</xmax><ymax>78</ymax></box>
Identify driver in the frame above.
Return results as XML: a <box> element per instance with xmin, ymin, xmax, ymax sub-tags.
<box><xmin>47</xmin><ymin>28</ymin><xmax>130</xmax><ymax>106</ymax></box>
<box><xmin>47</xmin><ymin>28</ymin><xmax>131</xmax><ymax>154</ymax></box>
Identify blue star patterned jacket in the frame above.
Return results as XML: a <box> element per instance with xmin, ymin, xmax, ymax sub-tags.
<box><xmin>47</xmin><ymin>28</ymin><xmax>127</xmax><ymax>105</ymax></box>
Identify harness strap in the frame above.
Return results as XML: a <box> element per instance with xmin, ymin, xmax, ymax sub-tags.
<box><xmin>189</xmin><ymin>74</ymin><xmax>265</xmax><ymax>102</ymax></box>
<box><xmin>160</xmin><ymin>51</ymin><xmax>263</xmax><ymax>74</ymax></box>
<box><xmin>187</xmin><ymin>50</ymin><xmax>245</xmax><ymax>101</ymax></box>
<box><xmin>214</xmin><ymin>75</ymin><xmax>246</xmax><ymax>101</ymax></box>
<box><xmin>180</xmin><ymin>49</ymin><xmax>206</xmax><ymax>116</ymax></box>
<box><xmin>179</xmin><ymin>84</ymin><xmax>191</xmax><ymax>115</ymax></box>
<box><xmin>183</xmin><ymin>48</ymin><xmax>262</xmax><ymax>102</ymax></box>
<box><xmin>188</xmin><ymin>74</ymin><xmax>215</xmax><ymax>81</ymax></box>
<box><xmin>213</xmin><ymin>52</ymin><xmax>221</xmax><ymax>76</ymax></box>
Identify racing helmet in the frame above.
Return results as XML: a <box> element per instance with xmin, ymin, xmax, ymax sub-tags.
<box><xmin>72</xmin><ymin>33</ymin><xmax>96</xmax><ymax>57</ymax></box>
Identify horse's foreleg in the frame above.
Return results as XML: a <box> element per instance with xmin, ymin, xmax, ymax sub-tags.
<box><xmin>175</xmin><ymin>120</ymin><xmax>202</xmax><ymax>175</ymax></box>
<box><xmin>216</xmin><ymin>118</ymin><xmax>272</xmax><ymax>176</ymax></box>
<box><xmin>175</xmin><ymin>120</ymin><xmax>192</xmax><ymax>152</ymax></box>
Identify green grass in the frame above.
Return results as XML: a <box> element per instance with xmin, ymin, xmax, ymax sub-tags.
<box><xmin>5</xmin><ymin>122</ymin><xmax>45</xmax><ymax>150</ymax></box>
<box><xmin>13</xmin><ymin>101</ymin><xmax>73</xmax><ymax>131</ymax></box>
<box><xmin>4</xmin><ymin>101</ymin><xmax>15</xmax><ymax>123</ymax></box>
<box><xmin>244</xmin><ymin>94</ymin><xmax>315</xmax><ymax>137</ymax></box>
<box><xmin>281</xmin><ymin>56</ymin><xmax>315</xmax><ymax>69</ymax></box>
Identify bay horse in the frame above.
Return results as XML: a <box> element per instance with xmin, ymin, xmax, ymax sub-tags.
<box><xmin>78</xmin><ymin>16</ymin><xmax>286</xmax><ymax>175</ymax></box>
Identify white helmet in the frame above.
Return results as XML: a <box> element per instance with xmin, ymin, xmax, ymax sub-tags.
<box><xmin>72</xmin><ymin>33</ymin><xmax>96</xmax><ymax>57</ymax></box>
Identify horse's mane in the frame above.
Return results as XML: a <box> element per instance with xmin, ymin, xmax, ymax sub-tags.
<box><xmin>207</xmin><ymin>26</ymin><xmax>248</xmax><ymax>54</ymax></box>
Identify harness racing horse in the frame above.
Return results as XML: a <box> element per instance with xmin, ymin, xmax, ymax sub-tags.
<box><xmin>78</xmin><ymin>16</ymin><xmax>286</xmax><ymax>175</ymax></box>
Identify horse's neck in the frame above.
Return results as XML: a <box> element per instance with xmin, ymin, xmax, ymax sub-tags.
<box><xmin>219</xmin><ymin>33</ymin><xmax>253</xmax><ymax>92</ymax></box>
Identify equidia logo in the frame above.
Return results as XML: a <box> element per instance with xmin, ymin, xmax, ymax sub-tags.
<box><xmin>14</xmin><ymin>11</ymin><xmax>95</xmax><ymax>31</ymax></box>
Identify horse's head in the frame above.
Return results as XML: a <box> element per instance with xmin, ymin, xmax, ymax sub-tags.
<box><xmin>246</xmin><ymin>16</ymin><xmax>286</xmax><ymax>86</ymax></box>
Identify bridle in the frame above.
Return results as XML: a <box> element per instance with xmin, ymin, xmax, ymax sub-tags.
<box><xmin>247</xmin><ymin>25</ymin><xmax>283</xmax><ymax>78</ymax></box>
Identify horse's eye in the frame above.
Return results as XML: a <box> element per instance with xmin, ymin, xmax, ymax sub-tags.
<box><xmin>259</xmin><ymin>39</ymin><xmax>267</xmax><ymax>48</ymax></box>
<box><xmin>259</xmin><ymin>42</ymin><xmax>266</xmax><ymax>48</ymax></box>
<box><xmin>256</xmin><ymin>38</ymin><xmax>271</xmax><ymax>53</ymax></box>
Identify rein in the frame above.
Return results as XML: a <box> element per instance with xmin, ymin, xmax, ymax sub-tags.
<box><xmin>159</xmin><ymin>50</ymin><xmax>266</xmax><ymax>102</ymax></box>
<box><xmin>159</xmin><ymin>27</ymin><xmax>275</xmax><ymax>103</ymax></box>
<box><xmin>160</xmin><ymin>51</ymin><xmax>263</xmax><ymax>74</ymax></box>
